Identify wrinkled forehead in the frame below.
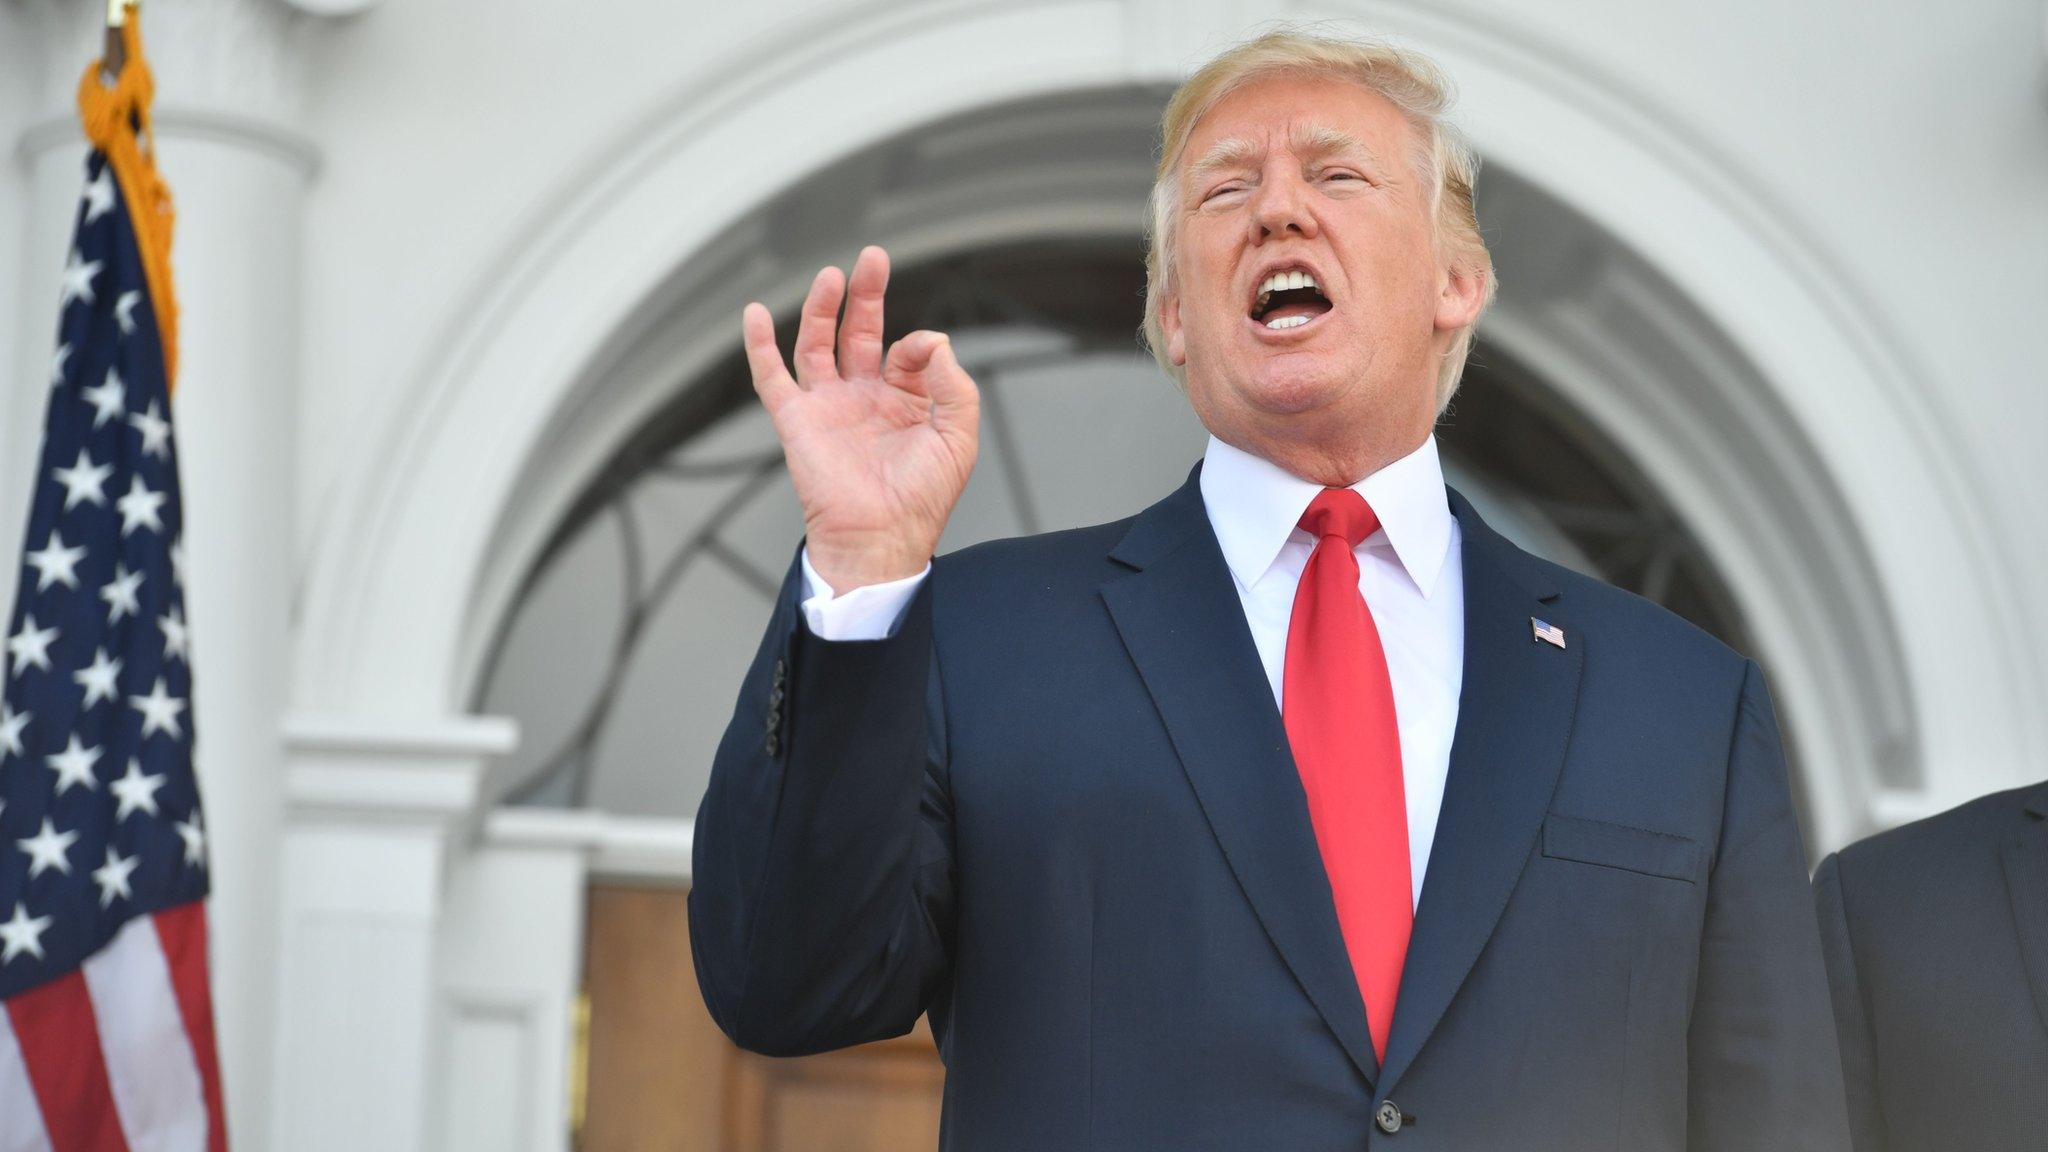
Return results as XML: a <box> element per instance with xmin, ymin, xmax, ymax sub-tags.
<box><xmin>1173</xmin><ymin>73</ymin><xmax>1420</xmax><ymax>188</ymax></box>
<box><xmin>1181</xmin><ymin>119</ymin><xmax>1391</xmax><ymax>187</ymax></box>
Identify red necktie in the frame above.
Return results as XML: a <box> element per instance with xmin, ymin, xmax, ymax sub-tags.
<box><xmin>1282</xmin><ymin>487</ymin><xmax>1412</xmax><ymax>1066</ymax></box>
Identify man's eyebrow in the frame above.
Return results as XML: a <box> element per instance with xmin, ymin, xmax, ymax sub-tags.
<box><xmin>1182</xmin><ymin>123</ymin><xmax>1381</xmax><ymax>188</ymax></box>
<box><xmin>1185</xmin><ymin>136</ymin><xmax>1265</xmax><ymax>185</ymax></box>
<box><xmin>1289</xmin><ymin>123</ymin><xmax>1377</xmax><ymax>166</ymax></box>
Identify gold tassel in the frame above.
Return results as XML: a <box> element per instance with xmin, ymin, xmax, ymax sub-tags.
<box><xmin>76</xmin><ymin>18</ymin><xmax>180</xmax><ymax>395</ymax></box>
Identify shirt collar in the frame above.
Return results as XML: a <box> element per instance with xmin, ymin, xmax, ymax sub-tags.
<box><xmin>1198</xmin><ymin>431</ymin><xmax>1454</xmax><ymax>599</ymax></box>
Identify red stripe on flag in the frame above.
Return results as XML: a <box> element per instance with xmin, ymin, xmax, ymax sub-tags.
<box><xmin>152</xmin><ymin>905</ymin><xmax>229</xmax><ymax>1152</ymax></box>
<box><xmin>5</xmin><ymin>971</ymin><xmax>133</xmax><ymax>1152</ymax></box>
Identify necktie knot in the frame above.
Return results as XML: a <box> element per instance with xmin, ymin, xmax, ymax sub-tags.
<box><xmin>1298</xmin><ymin>487</ymin><xmax>1380</xmax><ymax>549</ymax></box>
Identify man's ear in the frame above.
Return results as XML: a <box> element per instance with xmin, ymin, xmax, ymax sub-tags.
<box><xmin>1161</xmin><ymin>287</ymin><xmax>1188</xmax><ymax>366</ymax></box>
<box><xmin>1433</xmin><ymin>260</ymin><xmax>1487</xmax><ymax>334</ymax></box>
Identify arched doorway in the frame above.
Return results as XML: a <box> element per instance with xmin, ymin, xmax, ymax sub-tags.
<box><xmin>466</xmin><ymin>83</ymin><xmax>1915</xmax><ymax>852</ymax></box>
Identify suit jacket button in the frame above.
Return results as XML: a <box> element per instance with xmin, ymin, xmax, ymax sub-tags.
<box><xmin>1375</xmin><ymin>1101</ymin><xmax>1403</xmax><ymax>1135</ymax></box>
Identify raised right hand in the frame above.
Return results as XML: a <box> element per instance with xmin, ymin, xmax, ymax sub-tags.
<box><xmin>743</xmin><ymin>245</ymin><xmax>980</xmax><ymax>594</ymax></box>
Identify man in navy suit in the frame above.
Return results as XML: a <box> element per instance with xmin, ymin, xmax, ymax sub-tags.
<box><xmin>1813</xmin><ymin>781</ymin><xmax>2048</xmax><ymax>1151</ymax></box>
<box><xmin>689</xmin><ymin>29</ymin><xmax>1850</xmax><ymax>1151</ymax></box>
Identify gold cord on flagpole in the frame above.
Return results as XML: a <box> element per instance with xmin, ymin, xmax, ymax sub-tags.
<box><xmin>79</xmin><ymin>1</ymin><xmax>180</xmax><ymax>393</ymax></box>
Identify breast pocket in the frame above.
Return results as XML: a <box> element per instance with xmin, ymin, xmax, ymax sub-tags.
<box><xmin>1541</xmin><ymin>813</ymin><xmax>1705</xmax><ymax>885</ymax></box>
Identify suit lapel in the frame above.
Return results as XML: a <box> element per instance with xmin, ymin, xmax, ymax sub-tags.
<box><xmin>1100</xmin><ymin>463</ymin><xmax>1381</xmax><ymax>1089</ymax></box>
<box><xmin>2000</xmin><ymin>784</ymin><xmax>2048</xmax><ymax>1037</ymax></box>
<box><xmin>1374</xmin><ymin>487</ymin><xmax>1584</xmax><ymax>1094</ymax></box>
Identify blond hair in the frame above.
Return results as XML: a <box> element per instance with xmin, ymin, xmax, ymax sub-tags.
<box><xmin>1141</xmin><ymin>27</ymin><xmax>1497</xmax><ymax>413</ymax></box>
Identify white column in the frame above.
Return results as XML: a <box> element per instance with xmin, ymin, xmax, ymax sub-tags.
<box><xmin>275</xmin><ymin>714</ymin><xmax>516</xmax><ymax>1152</ymax></box>
<box><xmin>12</xmin><ymin>2</ymin><xmax>319</xmax><ymax>1144</ymax></box>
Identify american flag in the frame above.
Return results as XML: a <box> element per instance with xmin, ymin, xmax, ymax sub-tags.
<box><xmin>0</xmin><ymin>70</ymin><xmax>229</xmax><ymax>1151</ymax></box>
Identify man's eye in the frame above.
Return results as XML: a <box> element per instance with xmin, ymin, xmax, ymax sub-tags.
<box><xmin>1205</xmin><ymin>185</ymin><xmax>1245</xmax><ymax>201</ymax></box>
<box><xmin>1324</xmin><ymin>171</ymin><xmax>1363</xmax><ymax>183</ymax></box>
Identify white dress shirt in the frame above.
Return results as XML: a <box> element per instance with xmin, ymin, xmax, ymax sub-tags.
<box><xmin>797</xmin><ymin>433</ymin><xmax>1465</xmax><ymax>910</ymax></box>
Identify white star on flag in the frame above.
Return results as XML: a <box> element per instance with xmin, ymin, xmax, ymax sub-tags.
<box><xmin>101</xmin><ymin>563</ymin><xmax>145</xmax><ymax>624</ymax></box>
<box><xmin>17</xmin><ymin>818</ymin><xmax>80</xmax><ymax>879</ymax></box>
<box><xmin>6</xmin><ymin>616</ymin><xmax>59</xmax><ymax>677</ymax></box>
<box><xmin>73</xmin><ymin>647</ymin><xmax>124</xmax><ymax>709</ymax></box>
<box><xmin>59</xmin><ymin>249</ymin><xmax>102</xmax><ymax>309</ymax></box>
<box><xmin>81</xmin><ymin>167</ymin><xmax>116</xmax><ymax>224</ymax></box>
<box><xmin>176</xmin><ymin>812</ymin><xmax>207</xmax><ymax>868</ymax></box>
<box><xmin>45</xmin><ymin>734</ymin><xmax>104</xmax><ymax>795</ymax></box>
<box><xmin>50</xmin><ymin>344</ymin><xmax>72</xmax><ymax>388</ymax></box>
<box><xmin>116</xmin><ymin>475</ymin><xmax>166</xmax><ymax>536</ymax></box>
<box><xmin>0</xmin><ymin>703</ymin><xmax>27</xmax><ymax>760</ymax></box>
<box><xmin>53</xmin><ymin>448</ymin><xmax>113</xmax><ymax>510</ymax></box>
<box><xmin>127</xmin><ymin>400</ymin><xmax>171</xmax><ymax>458</ymax></box>
<box><xmin>130</xmin><ymin>676</ymin><xmax>186</xmax><ymax>740</ymax></box>
<box><xmin>159</xmin><ymin>605</ymin><xmax>190</xmax><ymax>663</ymax></box>
<box><xmin>93</xmin><ymin>848</ymin><xmax>141</xmax><ymax>909</ymax></box>
<box><xmin>114</xmin><ymin>289</ymin><xmax>142</xmax><ymax>335</ymax></box>
<box><xmin>0</xmin><ymin>903</ymin><xmax>53</xmax><ymax>965</ymax></box>
<box><xmin>110</xmin><ymin>759</ymin><xmax>167</xmax><ymax>821</ymax></box>
<box><xmin>81</xmin><ymin>366</ymin><xmax>126</xmax><ymax>428</ymax></box>
<box><xmin>25</xmin><ymin>531</ymin><xmax>88</xmax><ymax>592</ymax></box>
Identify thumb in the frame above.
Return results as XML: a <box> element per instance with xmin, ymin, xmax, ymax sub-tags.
<box><xmin>922</xmin><ymin>335</ymin><xmax>978</xmax><ymax>427</ymax></box>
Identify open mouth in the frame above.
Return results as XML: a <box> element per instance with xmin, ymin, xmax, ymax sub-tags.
<box><xmin>1250</xmin><ymin>269</ymin><xmax>1334</xmax><ymax>331</ymax></box>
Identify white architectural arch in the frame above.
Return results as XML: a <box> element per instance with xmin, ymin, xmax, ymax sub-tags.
<box><xmin>294</xmin><ymin>0</ymin><xmax>2043</xmax><ymax>840</ymax></box>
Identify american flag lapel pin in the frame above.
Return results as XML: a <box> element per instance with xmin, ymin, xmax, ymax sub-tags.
<box><xmin>1531</xmin><ymin>617</ymin><xmax>1566</xmax><ymax>649</ymax></box>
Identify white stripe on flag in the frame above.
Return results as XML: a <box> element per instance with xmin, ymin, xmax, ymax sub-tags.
<box><xmin>0</xmin><ymin>1011</ymin><xmax>55</xmax><ymax>1152</ymax></box>
<box><xmin>80</xmin><ymin>914</ymin><xmax>209</xmax><ymax>1152</ymax></box>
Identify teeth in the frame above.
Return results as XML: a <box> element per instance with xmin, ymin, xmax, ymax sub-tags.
<box><xmin>1257</xmin><ymin>269</ymin><xmax>1318</xmax><ymax>296</ymax></box>
<box><xmin>1265</xmin><ymin>314</ymin><xmax>1312</xmax><ymax>330</ymax></box>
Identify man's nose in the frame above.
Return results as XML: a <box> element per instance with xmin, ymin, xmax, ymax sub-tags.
<box><xmin>1248</xmin><ymin>173</ymin><xmax>1319</xmax><ymax>241</ymax></box>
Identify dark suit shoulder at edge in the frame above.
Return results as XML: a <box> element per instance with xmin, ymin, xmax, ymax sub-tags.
<box><xmin>1837</xmin><ymin>779</ymin><xmax>2046</xmax><ymax>872</ymax></box>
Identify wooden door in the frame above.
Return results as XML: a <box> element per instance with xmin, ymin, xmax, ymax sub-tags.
<box><xmin>577</xmin><ymin>885</ymin><xmax>945</xmax><ymax>1151</ymax></box>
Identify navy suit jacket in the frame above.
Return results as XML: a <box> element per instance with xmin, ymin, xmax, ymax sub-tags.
<box><xmin>689</xmin><ymin>462</ymin><xmax>1850</xmax><ymax>1151</ymax></box>
<box><xmin>1813</xmin><ymin>781</ymin><xmax>2048</xmax><ymax>1152</ymax></box>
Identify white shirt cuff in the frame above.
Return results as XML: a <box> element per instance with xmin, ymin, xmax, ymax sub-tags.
<box><xmin>799</xmin><ymin>545</ymin><xmax>930</xmax><ymax>641</ymax></box>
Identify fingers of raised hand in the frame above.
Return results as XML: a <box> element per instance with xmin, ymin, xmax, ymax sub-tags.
<box><xmin>837</xmin><ymin>245</ymin><xmax>890</xmax><ymax>382</ymax></box>
<box><xmin>741</xmin><ymin>301</ymin><xmax>798</xmax><ymax>412</ymax></box>
<box><xmin>792</xmin><ymin>265</ymin><xmax>848</xmax><ymax>386</ymax></box>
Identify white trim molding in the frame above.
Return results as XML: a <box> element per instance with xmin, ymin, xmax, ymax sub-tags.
<box><xmin>284</xmin><ymin>712</ymin><xmax>517</xmax><ymax>829</ymax></box>
<box><xmin>485</xmin><ymin>808</ymin><xmax>696</xmax><ymax>885</ymax></box>
<box><xmin>271</xmin><ymin>712</ymin><xmax>517</xmax><ymax>1152</ymax></box>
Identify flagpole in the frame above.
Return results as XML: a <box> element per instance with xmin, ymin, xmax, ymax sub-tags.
<box><xmin>102</xmin><ymin>0</ymin><xmax>136</xmax><ymax>81</ymax></box>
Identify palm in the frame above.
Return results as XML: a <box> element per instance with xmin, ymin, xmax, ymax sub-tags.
<box><xmin>743</xmin><ymin>246</ymin><xmax>980</xmax><ymax>590</ymax></box>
